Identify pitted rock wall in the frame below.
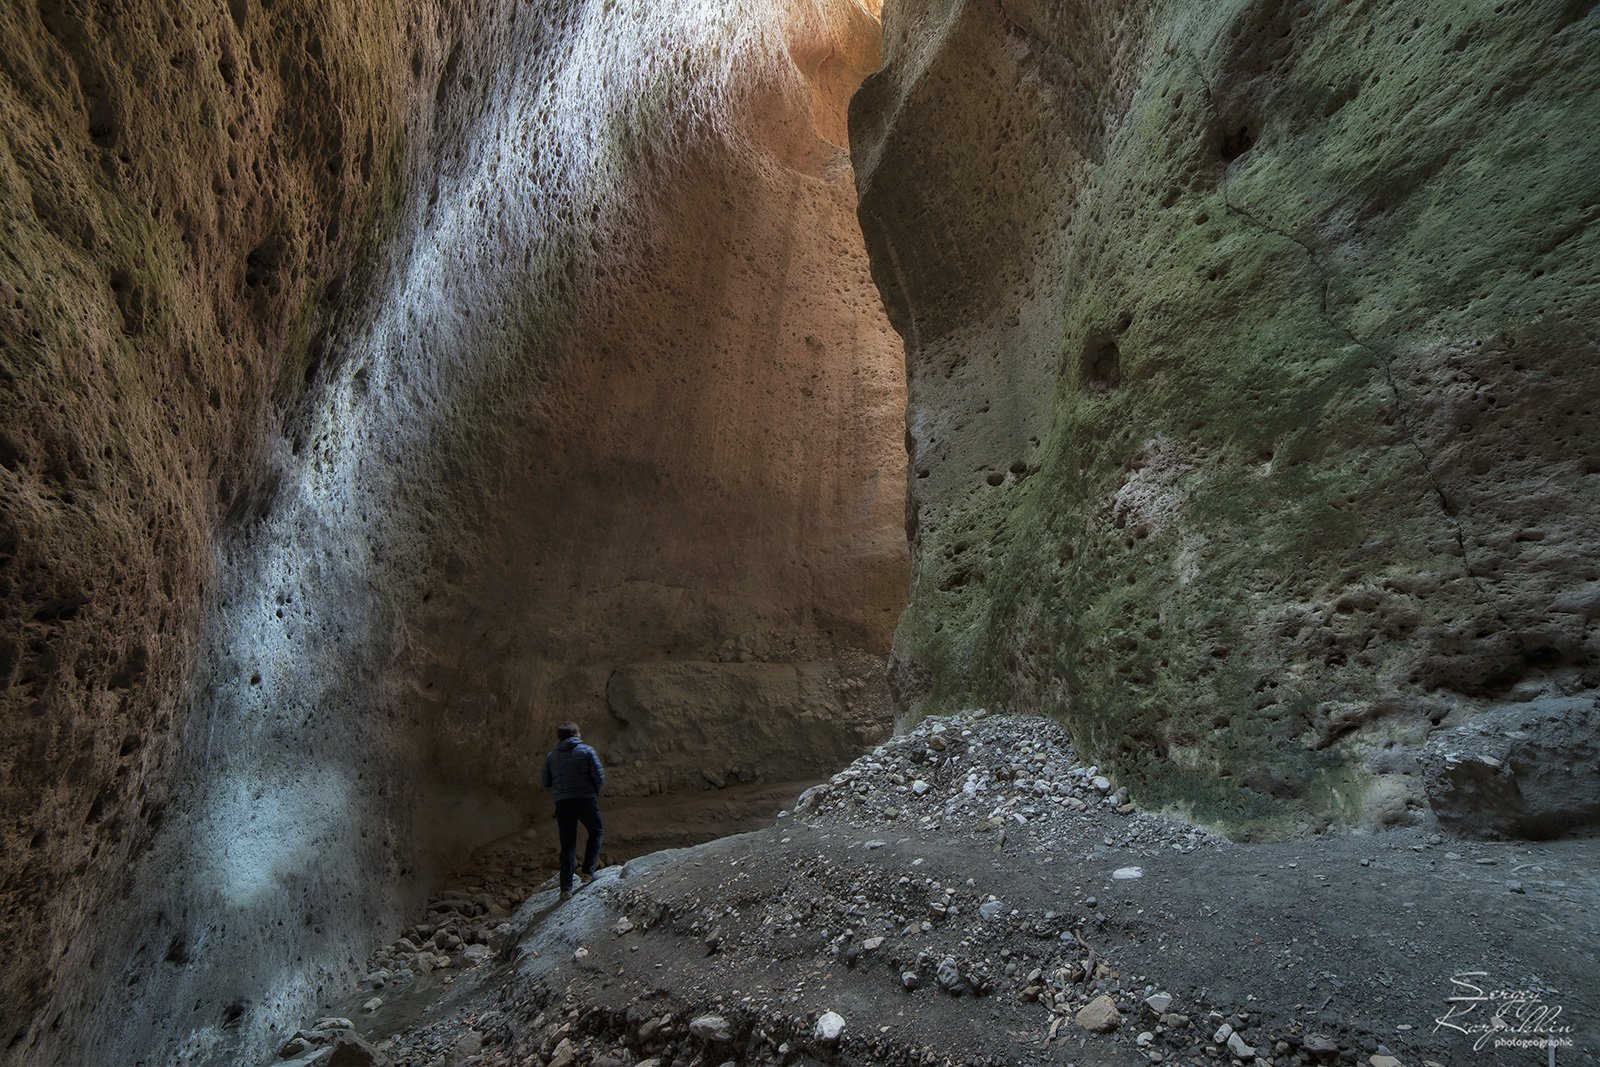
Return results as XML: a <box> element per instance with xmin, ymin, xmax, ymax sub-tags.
<box><xmin>853</xmin><ymin>0</ymin><xmax>1600</xmax><ymax>835</ymax></box>
<box><xmin>1</xmin><ymin>1</ymin><xmax>444</xmax><ymax>1060</ymax></box>
<box><xmin>1</xmin><ymin>0</ymin><xmax>903</xmax><ymax>1063</ymax></box>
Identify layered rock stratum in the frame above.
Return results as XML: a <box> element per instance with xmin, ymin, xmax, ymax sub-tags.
<box><xmin>0</xmin><ymin>0</ymin><xmax>901</xmax><ymax>1062</ymax></box>
<box><xmin>852</xmin><ymin>0</ymin><xmax>1600</xmax><ymax>835</ymax></box>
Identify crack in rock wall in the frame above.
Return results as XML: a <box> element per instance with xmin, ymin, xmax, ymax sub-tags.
<box><xmin>0</xmin><ymin>0</ymin><xmax>903</xmax><ymax>1062</ymax></box>
<box><xmin>851</xmin><ymin>0</ymin><xmax>1600</xmax><ymax>836</ymax></box>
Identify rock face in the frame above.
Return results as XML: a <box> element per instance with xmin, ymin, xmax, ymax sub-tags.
<box><xmin>1</xmin><ymin>2</ymin><xmax>442</xmax><ymax>1062</ymax></box>
<box><xmin>606</xmin><ymin>661</ymin><xmax>892</xmax><ymax>794</ymax></box>
<box><xmin>0</xmin><ymin>0</ymin><xmax>901</xmax><ymax>1063</ymax></box>
<box><xmin>852</xmin><ymin>0</ymin><xmax>1600</xmax><ymax>834</ymax></box>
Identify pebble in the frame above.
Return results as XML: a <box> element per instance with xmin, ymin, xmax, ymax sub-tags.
<box><xmin>814</xmin><ymin>1011</ymin><xmax>846</xmax><ymax>1042</ymax></box>
<box><xmin>689</xmin><ymin>1014</ymin><xmax>733</xmax><ymax>1042</ymax></box>
<box><xmin>1075</xmin><ymin>994</ymin><xmax>1123</xmax><ymax>1033</ymax></box>
<box><xmin>547</xmin><ymin>1036</ymin><xmax>577</xmax><ymax>1067</ymax></box>
<box><xmin>1226</xmin><ymin>1031</ymin><xmax>1256</xmax><ymax>1060</ymax></box>
<box><xmin>1113</xmin><ymin>866</ymin><xmax>1144</xmax><ymax>880</ymax></box>
<box><xmin>1144</xmin><ymin>992</ymin><xmax>1173</xmax><ymax>1015</ymax></box>
<box><xmin>279</xmin><ymin>1036</ymin><xmax>314</xmax><ymax>1058</ymax></box>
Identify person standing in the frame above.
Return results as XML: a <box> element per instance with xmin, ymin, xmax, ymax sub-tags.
<box><xmin>539</xmin><ymin>721</ymin><xmax>605</xmax><ymax>901</ymax></box>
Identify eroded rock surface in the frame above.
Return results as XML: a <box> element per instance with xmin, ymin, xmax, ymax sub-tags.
<box><xmin>1</xmin><ymin>1</ymin><xmax>443</xmax><ymax>1061</ymax></box>
<box><xmin>852</xmin><ymin>0</ymin><xmax>1600</xmax><ymax>833</ymax></box>
<box><xmin>0</xmin><ymin>0</ymin><xmax>902</xmax><ymax>1062</ymax></box>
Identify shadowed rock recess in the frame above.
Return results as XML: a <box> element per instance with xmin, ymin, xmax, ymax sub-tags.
<box><xmin>0</xmin><ymin>0</ymin><xmax>901</xmax><ymax>1062</ymax></box>
<box><xmin>853</xmin><ymin>0</ymin><xmax>1600</xmax><ymax>835</ymax></box>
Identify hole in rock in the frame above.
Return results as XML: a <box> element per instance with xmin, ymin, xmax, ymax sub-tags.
<box><xmin>1218</xmin><ymin>123</ymin><xmax>1255</xmax><ymax>161</ymax></box>
<box><xmin>1082</xmin><ymin>337</ymin><xmax>1123</xmax><ymax>392</ymax></box>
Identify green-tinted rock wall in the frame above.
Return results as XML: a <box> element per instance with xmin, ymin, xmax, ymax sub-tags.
<box><xmin>853</xmin><ymin>0</ymin><xmax>1600</xmax><ymax>835</ymax></box>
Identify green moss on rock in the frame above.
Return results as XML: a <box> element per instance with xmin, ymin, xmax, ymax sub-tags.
<box><xmin>860</xmin><ymin>0</ymin><xmax>1600</xmax><ymax>836</ymax></box>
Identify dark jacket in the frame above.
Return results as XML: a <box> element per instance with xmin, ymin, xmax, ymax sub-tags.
<box><xmin>540</xmin><ymin>737</ymin><xmax>605</xmax><ymax>801</ymax></box>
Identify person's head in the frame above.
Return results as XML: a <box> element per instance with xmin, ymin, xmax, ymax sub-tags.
<box><xmin>556</xmin><ymin>721</ymin><xmax>580</xmax><ymax>741</ymax></box>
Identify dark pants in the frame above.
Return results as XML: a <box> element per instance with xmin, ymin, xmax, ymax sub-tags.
<box><xmin>554</xmin><ymin>796</ymin><xmax>603</xmax><ymax>892</ymax></box>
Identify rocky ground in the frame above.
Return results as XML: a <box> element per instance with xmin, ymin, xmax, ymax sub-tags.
<box><xmin>269</xmin><ymin>712</ymin><xmax>1599</xmax><ymax>1067</ymax></box>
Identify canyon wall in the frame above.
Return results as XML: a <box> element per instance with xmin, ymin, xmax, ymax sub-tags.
<box><xmin>0</xmin><ymin>0</ymin><xmax>902</xmax><ymax>1062</ymax></box>
<box><xmin>853</xmin><ymin>0</ymin><xmax>1599</xmax><ymax>836</ymax></box>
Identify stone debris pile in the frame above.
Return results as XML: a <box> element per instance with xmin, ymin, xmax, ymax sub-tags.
<box><xmin>358</xmin><ymin>893</ymin><xmax>518</xmax><ymax>995</ymax></box>
<box><xmin>792</xmin><ymin>709</ymin><xmax>1217</xmax><ymax>861</ymax></box>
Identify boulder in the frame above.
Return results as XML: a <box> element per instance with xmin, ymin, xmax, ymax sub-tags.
<box><xmin>327</xmin><ymin>1034</ymin><xmax>388</xmax><ymax>1067</ymax></box>
<box><xmin>1421</xmin><ymin>696</ymin><xmax>1600</xmax><ymax>838</ymax></box>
